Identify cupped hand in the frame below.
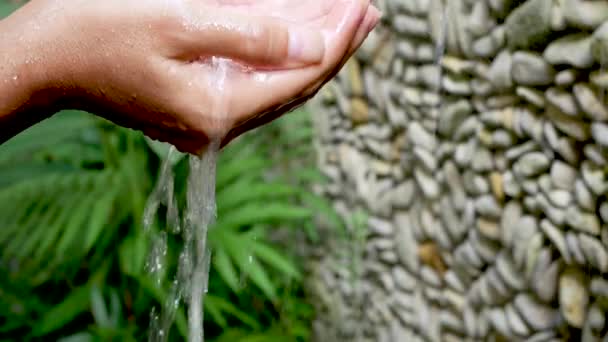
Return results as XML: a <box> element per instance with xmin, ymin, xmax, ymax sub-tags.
<box><xmin>216</xmin><ymin>0</ymin><xmax>381</xmax><ymax>148</ymax></box>
<box><xmin>5</xmin><ymin>0</ymin><xmax>379</xmax><ymax>154</ymax></box>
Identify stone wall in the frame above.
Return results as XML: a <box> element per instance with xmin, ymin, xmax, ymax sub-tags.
<box><xmin>308</xmin><ymin>0</ymin><xmax>608</xmax><ymax>341</ymax></box>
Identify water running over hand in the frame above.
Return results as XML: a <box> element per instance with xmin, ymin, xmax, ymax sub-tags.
<box><xmin>144</xmin><ymin>57</ymin><xmax>233</xmax><ymax>342</ymax></box>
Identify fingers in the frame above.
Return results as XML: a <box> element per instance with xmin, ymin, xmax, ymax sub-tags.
<box><xmin>349</xmin><ymin>5</ymin><xmax>380</xmax><ymax>56</ymax></box>
<box><xmin>264</xmin><ymin>1</ymin><xmax>335</xmax><ymax>24</ymax></box>
<box><xmin>300</xmin><ymin>0</ymin><xmax>374</xmax><ymax>98</ymax></box>
<box><xmin>221</xmin><ymin>2</ymin><xmax>380</xmax><ymax>146</ymax></box>
<box><xmin>225</xmin><ymin>0</ymin><xmax>369</xmax><ymax>125</ymax></box>
<box><xmin>179</xmin><ymin>6</ymin><xmax>325</xmax><ymax>68</ymax></box>
<box><xmin>322</xmin><ymin>4</ymin><xmax>380</xmax><ymax>88</ymax></box>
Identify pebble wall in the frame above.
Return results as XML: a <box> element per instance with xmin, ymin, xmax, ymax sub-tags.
<box><xmin>308</xmin><ymin>0</ymin><xmax>608</xmax><ymax>341</ymax></box>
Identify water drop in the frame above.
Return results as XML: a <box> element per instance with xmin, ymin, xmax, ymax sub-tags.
<box><xmin>145</xmin><ymin>231</ymin><xmax>168</xmax><ymax>285</ymax></box>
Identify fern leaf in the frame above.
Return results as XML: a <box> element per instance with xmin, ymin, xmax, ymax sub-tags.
<box><xmin>292</xmin><ymin>167</ymin><xmax>329</xmax><ymax>184</ymax></box>
<box><xmin>83</xmin><ymin>187</ymin><xmax>118</xmax><ymax>254</ymax></box>
<box><xmin>0</xmin><ymin>111</ymin><xmax>96</xmax><ymax>164</ymax></box>
<box><xmin>204</xmin><ymin>295</ymin><xmax>229</xmax><ymax>328</ymax></box>
<box><xmin>0</xmin><ymin>162</ymin><xmax>76</xmax><ymax>189</ymax></box>
<box><xmin>249</xmin><ymin>242</ymin><xmax>301</xmax><ymax>280</ymax></box>
<box><xmin>54</xmin><ymin>194</ymin><xmax>97</xmax><ymax>259</ymax></box>
<box><xmin>216</xmin><ymin>157</ymin><xmax>268</xmax><ymax>189</ymax></box>
<box><xmin>2</xmin><ymin>198</ymin><xmax>54</xmax><ymax>259</ymax></box>
<box><xmin>212</xmin><ymin>248</ymin><xmax>240</xmax><ymax>293</ymax></box>
<box><xmin>0</xmin><ymin>197</ymin><xmax>32</xmax><ymax>246</ymax></box>
<box><xmin>300</xmin><ymin>191</ymin><xmax>344</xmax><ymax>230</ymax></box>
<box><xmin>218</xmin><ymin>230</ymin><xmax>277</xmax><ymax>300</ymax></box>
<box><xmin>33</xmin><ymin>195</ymin><xmax>82</xmax><ymax>261</ymax></box>
<box><xmin>205</xmin><ymin>294</ymin><xmax>260</xmax><ymax>330</ymax></box>
<box><xmin>215</xmin><ymin>203</ymin><xmax>311</xmax><ymax>231</ymax></box>
<box><xmin>32</xmin><ymin>284</ymin><xmax>91</xmax><ymax>336</ymax></box>
<box><xmin>216</xmin><ymin>181</ymin><xmax>298</xmax><ymax>214</ymax></box>
<box><xmin>16</xmin><ymin>200</ymin><xmax>66</xmax><ymax>260</ymax></box>
<box><xmin>118</xmin><ymin>231</ymin><xmax>148</xmax><ymax>277</ymax></box>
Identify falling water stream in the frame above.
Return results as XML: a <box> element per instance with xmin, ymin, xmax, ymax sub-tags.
<box><xmin>144</xmin><ymin>57</ymin><xmax>232</xmax><ymax>342</ymax></box>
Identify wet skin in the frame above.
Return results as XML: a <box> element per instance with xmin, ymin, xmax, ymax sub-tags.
<box><xmin>0</xmin><ymin>0</ymin><xmax>380</xmax><ymax>154</ymax></box>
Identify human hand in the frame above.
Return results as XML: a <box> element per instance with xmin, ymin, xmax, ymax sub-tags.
<box><xmin>0</xmin><ymin>0</ymin><xmax>379</xmax><ymax>154</ymax></box>
<box><xmin>216</xmin><ymin>0</ymin><xmax>381</xmax><ymax>148</ymax></box>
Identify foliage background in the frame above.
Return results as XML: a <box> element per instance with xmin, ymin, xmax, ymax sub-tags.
<box><xmin>0</xmin><ymin>2</ymin><xmax>341</xmax><ymax>341</ymax></box>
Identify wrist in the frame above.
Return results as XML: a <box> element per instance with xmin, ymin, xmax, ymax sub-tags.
<box><xmin>0</xmin><ymin>1</ymin><xmax>73</xmax><ymax>140</ymax></box>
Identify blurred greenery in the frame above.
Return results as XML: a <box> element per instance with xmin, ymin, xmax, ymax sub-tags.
<box><xmin>0</xmin><ymin>107</ymin><xmax>336</xmax><ymax>342</ymax></box>
<box><xmin>0</xmin><ymin>2</ymin><xmax>342</xmax><ymax>341</ymax></box>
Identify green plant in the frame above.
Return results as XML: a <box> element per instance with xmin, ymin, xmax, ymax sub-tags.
<box><xmin>0</xmin><ymin>104</ymin><xmax>329</xmax><ymax>341</ymax></box>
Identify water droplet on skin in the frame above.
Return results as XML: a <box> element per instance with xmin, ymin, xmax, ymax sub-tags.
<box><xmin>253</xmin><ymin>72</ymin><xmax>269</xmax><ymax>82</ymax></box>
<box><xmin>12</xmin><ymin>75</ymin><xmax>18</xmax><ymax>81</ymax></box>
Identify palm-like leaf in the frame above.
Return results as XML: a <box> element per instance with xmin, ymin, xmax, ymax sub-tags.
<box><xmin>0</xmin><ymin>73</ymin><xmax>339</xmax><ymax>341</ymax></box>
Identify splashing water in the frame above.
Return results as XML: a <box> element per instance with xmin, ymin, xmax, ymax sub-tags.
<box><xmin>143</xmin><ymin>147</ymin><xmax>178</xmax><ymax>286</ymax></box>
<box><xmin>144</xmin><ymin>57</ymin><xmax>232</xmax><ymax>342</ymax></box>
<box><xmin>144</xmin><ymin>146</ymin><xmax>186</xmax><ymax>342</ymax></box>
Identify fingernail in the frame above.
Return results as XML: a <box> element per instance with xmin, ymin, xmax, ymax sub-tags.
<box><xmin>288</xmin><ymin>27</ymin><xmax>325</xmax><ymax>64</ymax></box>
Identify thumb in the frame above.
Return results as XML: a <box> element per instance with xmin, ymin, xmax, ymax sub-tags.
<box><xmin>180</xmin><ymin>8</ymin><xmax>325</xmax><ymax>68</ymax></box>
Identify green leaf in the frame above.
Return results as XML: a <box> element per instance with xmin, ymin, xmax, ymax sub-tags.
<box><xmin>55</xmin><ymin>189</ymin><xmax>98</xmax><ymax>258</ymax></box>
<box><xmin>83</xmin><ymin>186</ymin><xmax>118</xmax><ymax>253</ymax></box>
<box><xmin>204</xmin><ymin>296</ymin><xmax>228</xmax><ymax>328</ymax></box>
<box><xmin>302</xmin><ymin>220</ymin><xmax>320</xmax><ymax>243</ymax></box>
<box><xmin>218</xmin><ymin>230</ymin><xmax>277</xmax><ymax>300</ymax></box>
<box><xmin>33</xmin><ymin>195</ymin><xmax>82</xmax><ymax>261</ymax></box>
<box><xmin>205</xmin><ymin>295</ymin><xmax>260</xmax><ymax>330</ymax></box>
<box><xmin>293</xmin><ymin>167</ymin><xmax>329</xmax><ymax>184</ymax></box>
<box><xmin>57</xmin><ymin>332</ymin><xmax>94</xmax><ymax>342</ymax></box>
<box><xmin>212</xmin><ymin>249</ymin><xmax>240</xmax><ymax>293</ymax></box>
<box><xmin>250</xmin><ymin>242</ymin><xmax>300</xmax><ymax>280</ymax></box>
<box><xmin>216</xmin><ymin>203</ymin><xmax>311</xmax><ymax>231</ymax></box>
<box><xmin>90</xmin><ymin>286</ymin><xmax>110</xmax><ymax>328</ymax></box>
<box><xmin>278</xmin><ymin>126</ymin><xmax>313</xmax><ymax>145</ymax></box>
<box><xmin>0</xmin><ymin>162</ymin><xmax>76</xmax><ymax>188</ymax></box>
<box><xmin>300</xmin><ymin>191</ymin><xmax>344</xmax><ymax>230</ymax></box>
<box><xmin>216</xmin><ymin>157</ymin><xmax>268</xmax><ymax>189</ymax></box>
<box><xmin>0</xmin><ymin>1</ymin><xmax>19</xmax><ymax>19</ymax></box>
<box><xmin>118</xmin><ymin>231</ymin><xmax>148</xmax><ymax>277</ymax></box>
<box><xmin>216</xmin><ymin>180</ymin><xmax>298</xmax><ymax>213</ymax></box>
<box><xmin>3</xmin><ymin>197</ymin><xmax>55</xmax><ymax>259</ymax></box>
<box><xmin>108</xmin><ymin>289</ymin><xmax>122</xmax><ymax>328</ymax></box>
<box><xmin>16</xmin><ymin>199</ymin><xmax>65</xmax><ymax>260</ymax></box>
<box><xmin>33</xmin><ymin>284</ymin><xmax>91</xmax><ymax>336</ymax></box>
<box><xmin>0</xmin><ymin>111</ymin><xmax>96</xmax><ymax>163</ymax></box>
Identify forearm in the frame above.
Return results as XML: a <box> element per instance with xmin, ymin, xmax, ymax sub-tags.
<box><xmin>0</xmin><ymin>2</ymin><xmax>62</xmax><ymax>143</ymax></box>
